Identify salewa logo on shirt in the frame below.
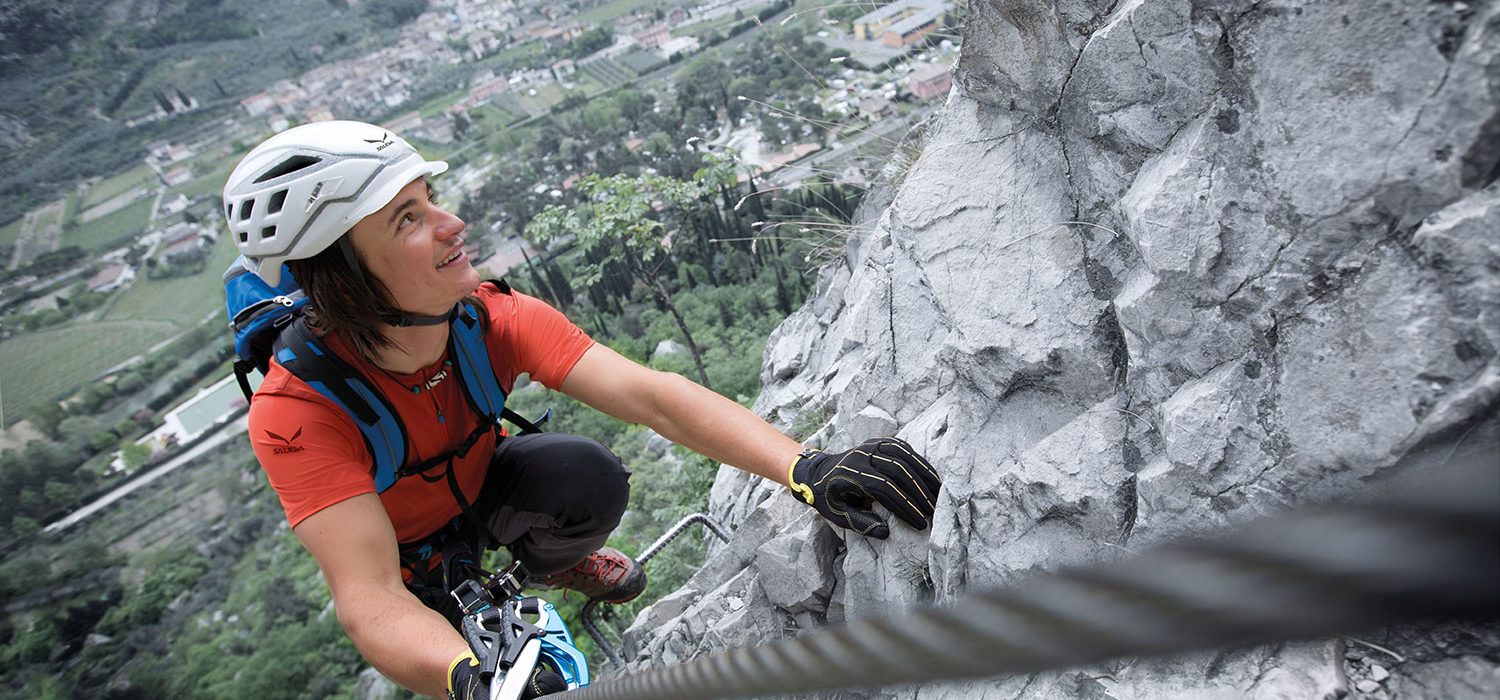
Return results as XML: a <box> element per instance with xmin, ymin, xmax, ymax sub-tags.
<box><xmin>424</xmin><ymin>369</ymin><xmax>448</xmax><ymax>391</ymax></box>
<box><xmin>266</xmin><ymin>427</ymin><xmax>306</xmax><ymax>455</ymax></box>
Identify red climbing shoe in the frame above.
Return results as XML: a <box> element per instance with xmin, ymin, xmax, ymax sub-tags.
<box><xmin>532</xmin><ymin>547</ymin><xmax>646</xmax><ymax>603</ymax></box>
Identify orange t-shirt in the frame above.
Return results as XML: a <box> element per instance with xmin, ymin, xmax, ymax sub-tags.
<box><xmin>247</xmin><ymin>286</ymin><xmax>594</xmax><ymax>544</ymax></box>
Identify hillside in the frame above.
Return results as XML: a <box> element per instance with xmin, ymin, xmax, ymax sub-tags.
<box><xmin>0</xmin><ymin>0</ymin><xmax>419</xmax><ymax>227</ymax></box>
<box><xmin>619</xmin><ymin>0</ymin><xmax>1500</xmax><ymax>697</ymax></box>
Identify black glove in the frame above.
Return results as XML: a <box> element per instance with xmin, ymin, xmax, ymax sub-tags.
<box><xmin>789</xmin><ymin>437</ymin><xmax>941</xmax><ymax>539</ymax></box>
<box><xmin>448</xmin><ymin>650</ymin><xmax>566</xmax><ymax>700</ymax></box>
<box><xmin>447</xmin><ymin>651</ymin><xmax>482</xmax><ymax>700</ymax></box>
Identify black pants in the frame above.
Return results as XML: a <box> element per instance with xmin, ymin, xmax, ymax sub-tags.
<box><xmin>404</xmin><ymin>432</ymin><xmax>631</xmax><ymax>626</ymax></box>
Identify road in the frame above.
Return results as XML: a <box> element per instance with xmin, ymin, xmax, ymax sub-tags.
<box><xmin>767</xmin><ymin>102</ymin><xmax>939</xmax><ymax>187</ymax></box>
<box><xmin>42</xmin><ymin>414</ymin><xmax>247</xmax><ymax>537</ymax></box>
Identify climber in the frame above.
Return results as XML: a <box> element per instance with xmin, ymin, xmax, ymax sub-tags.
<box><xmin>222</xmin><ymin>120</ymin><xmax>941</xmax><ymax>700</ymax></box>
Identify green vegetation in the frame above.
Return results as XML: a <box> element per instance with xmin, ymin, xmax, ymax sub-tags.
<box><xmin>0</xmin><ymin>319</ymin><xmax>176</xmax><ymax>419</ymax></box>
<box><xmin>60</xmin><ymin>196</ymin><xmax>154</xmax><ymax>251</ymax></box>
<box><xmin>0</xmin><ymin>0</ymin><xmax>418</xmax><ymax>227</ymax></box>
<box><xmin>2</xmin><ymin>229</ymin><xmax>234</xmax><ymax>423</ymax></box>
<box><xmin>24</xmin><ymin>201</ymin><xmax>65</xmax><ymax>233</ymax></box>
<box><xmin>616</xmin><ymin>50</ymin><xmax>667</xmax><ymax>75</ymax></box>
<box><xmin>123</xmin><ymin>1</ymin><xmax>255</xmax><ymax>49</ymax></box>
<box><xmin>0</xmin><ymin>318</ymin><xmax>231</xmax><ymax>535</ymax></box>
<box><xmin>486</xmin><ymin>93</ymin><xmax>533</xmax><ymax>122</ymax></box>
<box><xmin>519</xmin><ymin>82</ymin><xmax>568</xmax><ymax>114</ymax></box>
<box><xmin>0</xmin><ymin>218</ymin><xmax>21</xmax><ymax>249</ymax></box>
<box><xmin>490</xmin><ymin>38</ymin><xmax>547</xmax><ymax>65</ymax></box>
<box><xmin>565</xmin><ymin>24</ymin><xmax>617</xmax><ymax>60</ymax></box>
<box><xmin>362</xmin><ymin>0</ymin><xmax>433</xmax><ymax>26</ymax></box>
<box><xmin>167</xmin><ymin>159</ymin><xmax>240</xmax><ymax>201</ymax></box>
<box><xmin>0</xmin><ymin>441</ymin><xmax>376</xmax><ymax>699</ymax></box>
<box><xmin>79</xmin><ymin>165</ymin><xmax>157</xmax><ymax>210</ymax></box>
<box><xmin>577</xmin><ymin>56</ymin><xmax>637</xmax><ymax>89</ymax></box>
<box><xmin>0</xmin><ymin>0</ymin><xmax>942</xmax><ymax>695</ymax></box>
<box><xmin>108</xmin><ymin>238</ymin><xmax>235</xmax><ymax>321</ymax></box>
<box><xmin>576</xmin><ymin>0</ymin><xmax>675</xmax><ymax>24</ymax></box>
<box><xmin>528</xmin><ymin>154</ymin><xmax>741</xmax><ymax>389</ymax></box>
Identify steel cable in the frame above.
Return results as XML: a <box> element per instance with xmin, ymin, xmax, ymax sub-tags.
<box><xmin>563</xmin><ymin>455</ymin><xmax>1499</xmax><ymax>700</ymax></box>
<box><xmin>582</xmin><ymin>513</ymin><xmax>735</xmax><ymax>667</ymax></box>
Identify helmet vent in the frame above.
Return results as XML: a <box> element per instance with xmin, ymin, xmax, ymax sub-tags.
<box><xmin>267</xmin><ymin>189</ymin><xmax>288</xmax><ymax>214</ymax></box>
<box><xmin>239</xmin><ymin>231</ymin><xmax>249</xmax><ymax>244</ymax></box>
<box><xmin>260</xmin><ymin>226</ymin><xmax>277</xmax><ymax>240</ymax></box>
<box><xmin>238</xmin><ymin>200</ymin><xmax>254</xmax><ymax>221</ymax></box>
<box><xmin>254</xmin><ymin>155</ymin><xmax>322</xmax><ymax>184</ymax></box>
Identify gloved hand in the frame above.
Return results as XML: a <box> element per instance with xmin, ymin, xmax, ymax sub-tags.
<box><xmin>448</xmin><ymin>650</ymin><xmax>566</xmax><ymax>699</ymax></box>
<box><xmin>788</xmin><ymin>437</ymin><xmax>941</xmax><ymax>539</ymax></box>
<box><xmin>447</xmin><ymin>650</ymin><xmax>482</xmax><ymax>700</ymax></box>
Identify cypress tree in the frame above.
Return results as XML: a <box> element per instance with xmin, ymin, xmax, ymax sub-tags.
<box><xmin>772</xmin><ymin>257</ymin><xmax>792</xmax><ymax>314</ymax></box>
<box><xmin>697</xmin><ymin>225</ymin><xmax>719</xmax><ymax>285</ymax></box>
<box><xmin>521</xmin><ymin>249</ymin><xmax>556</xmax><ymax>308</ymax></box>
<box><xmin>545</xmin><ymin>259</ymin><xmax>573</xmax><ymax>309</ymax></box>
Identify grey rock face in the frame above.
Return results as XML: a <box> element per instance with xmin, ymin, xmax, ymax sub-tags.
<box><xmin>354</xmin><ymin>666</ymin><xmax>398</xmax><ymax>700</ymax></box>
<box><xmin>622</xmin><ymin>0</ymin><xmax>1499</xmax><ymax>697</ymax></box>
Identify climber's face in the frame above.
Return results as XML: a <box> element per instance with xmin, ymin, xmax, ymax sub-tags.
<box><xmin>346</xmin><ymin>177</ymin><xmax>480</xmax><ymax>317</ymax></box>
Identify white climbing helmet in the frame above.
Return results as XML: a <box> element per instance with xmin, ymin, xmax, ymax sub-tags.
<box><xmin>222</xmin><ymin>120</ymin><xmax>447</xmax><ymax>286</ymax></box>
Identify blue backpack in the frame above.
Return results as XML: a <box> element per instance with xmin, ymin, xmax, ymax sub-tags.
<box><xmin>223</xmin><ymin>256</ymin><xmax>546</xmax><ymax>494</ymax></box>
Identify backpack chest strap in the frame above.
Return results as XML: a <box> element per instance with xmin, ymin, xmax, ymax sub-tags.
<box><xmin>273</xmin><ymin>301</ymin><xmax>511</xmax><ymax>494</ymax></box>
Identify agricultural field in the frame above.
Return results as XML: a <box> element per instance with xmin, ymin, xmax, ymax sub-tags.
<box><xmin>568</xmin><ymin>71</ymin><xmax>606</xmax><ymax>96</ymax></box>
<box><xmin>25</xmin><ymin>201</ymin><xmax>66</xmax><ymax>234</ymax></box>
<box><xmin>61</xmin><ymin>195</ymin><xmax>155</xmax><ymax>252</ymax></box>
<box><xmin>617</xmin><ymin>50</ymin><xmax>667</xmax><ymax>75</ymax></box>
<box><xmin>0</xmin><ymin>318</ymin><xmax>177</xmax><ymax>419</ymax></box>
<box><xmin>79</xmin><ymin>165</ymin><xmax>157</xmax><ymax>211</ymax></box>
<box><xmin>578</xmin><ymin>56</ymin><xmax>637</xmax><ymax>87</ymax></box>
<box><xmin>166</xmin><ymin>155</ymin><xmax>239</xmax><ymax>202</ymax></box>
<box><xmin>0</xmin><ymin>232</ymin><xmax>237</xmax><ymax>419</ymax></box>
<box><xmin>0</xmin><ymin>218</ymin><xmax>21</xmax><ymax>249</ymax></box>
<box><xmin>577</xmin><ymin>0</ymin><xmax>690</xmax><ymax>24</ymax></box>
<box><xmin>515</xmin><ymin>82</ymin><xmax>568</xmax><ymax>117</ymax></box>
<box><xmin>487</xmin><ymin>93</ymin><xmax>533</xmax><ymax>122</ymax></box>
<box><xmin>102</xmin><ymin>235</ymin><xmax>238</xmax><ymax>326</ymax></box>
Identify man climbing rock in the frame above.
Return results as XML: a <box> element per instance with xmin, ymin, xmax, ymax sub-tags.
<box><xmin>223</xmin><ymin>121</ymin><xmax>941</xmax><ymax>699</ymax></box>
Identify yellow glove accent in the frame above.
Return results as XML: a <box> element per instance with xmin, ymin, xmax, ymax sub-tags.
<box><xmin>788</xmin><ymin>452</ymin><xmax>817</xmax><ymax>505</ymax></box>
<box><xmin>447</xmin><ymin>650</ymin><xmax>479</xmax><ymax>696</ymax></box>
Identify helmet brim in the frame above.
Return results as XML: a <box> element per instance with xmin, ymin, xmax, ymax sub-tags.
<box><xmin>253</xmin><ymin>158</ymin><xmax>447</xmax><ymax>288</ymax></box>
<box><xmin>340</xmin><ymin>158</ymin><xmax>449</xmax><ymax>230</ymax></box>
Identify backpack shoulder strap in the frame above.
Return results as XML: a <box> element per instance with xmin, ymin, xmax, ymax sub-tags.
<box><xmin>273</xmin><ymin>319</ymin><xmax>410</xmax><ymax>492</ymax></box>
<box><xmin>448</xmin><ymin>301</ymin><xmax>507</xmax><ymax>422</ymax></box>
<box><xmin>448</xmin><ymin>292</ymin><xmax>549</xmax><ymax>435</ymax></box>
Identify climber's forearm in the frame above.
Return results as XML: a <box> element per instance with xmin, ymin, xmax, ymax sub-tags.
<box><xmin>562</xmin><ymin>343</ymin><xmax>803</xmax><ymax>486</ymax></box>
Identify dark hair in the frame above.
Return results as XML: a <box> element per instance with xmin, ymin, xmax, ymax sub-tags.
<box><xmin>287</xmin><ymin>238</ymin><xmax>487</xmax><ymax>363</ymax></box>
<box><xmin>286</xmin><ymin>240</ymin><xmax>400</xmax><ymax>360</ymax></box>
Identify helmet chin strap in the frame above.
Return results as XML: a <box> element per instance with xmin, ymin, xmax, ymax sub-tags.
<box><xmin>337</xmin><ymin>237</ymin><xmax>460</xmax><ymax>328</ymax></box>
<box><xmin>379</xmin><ymin>305</ymin><xmax>459</xmax><ymax>327</ymax></box>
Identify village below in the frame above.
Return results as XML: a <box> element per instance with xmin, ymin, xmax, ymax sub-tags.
<box><xmin>0</xmin><ymin>0</ymin><xmax>961</xmax><ymax>697</ymax></box>
<box><xmin>1</xmin><ymin>0</ymin><xmax>955</xmax><ymax>531</ymax></box>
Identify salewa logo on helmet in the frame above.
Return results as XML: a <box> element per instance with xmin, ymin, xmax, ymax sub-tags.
<box><xmin>266</xmin><ymin>427</ymin><xmax>306</xmax><ymax>455</ymax></box>
<box><xmin>364</xmin><ymin>132</ymin><xmax>397</xmax><ymax>151</ymax></box>
<box><xmin>304</xmin><ymin>181</ymin><xmax>324</xmax><ymax>211</ymax></box>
